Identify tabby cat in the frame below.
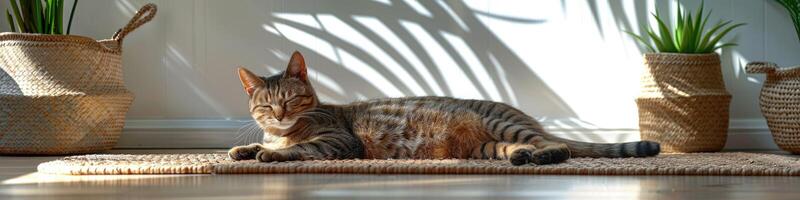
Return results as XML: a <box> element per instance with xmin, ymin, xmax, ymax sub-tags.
<box><xmin>229</xmin><ymin>51</ymin><xmax>660</xmax><ymax>165</ymax></box>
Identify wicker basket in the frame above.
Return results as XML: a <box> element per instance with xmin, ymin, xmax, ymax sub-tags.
<box><xmin>746</xmin><ymin>62</ymin><xmax>800</xmax><ymax>154</ymax></box>
<box><xmin>636</xmin><ymin>53</ymin><xmax>731</xmax><ymax>153</ymax></box>
<box><xmin>0</xmin><ymin>4</ymin><xmax>156</xmax><ymax>155</ymax></box>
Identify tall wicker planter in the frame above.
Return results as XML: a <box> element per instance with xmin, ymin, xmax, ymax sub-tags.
<box><xmin>746</xmin><ymin>62</ymin><xmax>800</xmax><ymax>154</ymax></box>
<box><xmin>0</xmin><ymin>4</ymin><xmax>156</xmax><ymax>155</ymax></box>
<box><xmin>636</xmin><ymin>53</ymin><xmax>731</xmax><ymax>153</ymax></box>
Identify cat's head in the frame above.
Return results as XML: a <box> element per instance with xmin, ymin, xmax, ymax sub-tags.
<box><xmin>237</xmin><ymin>51</ymin><xmax>318</xmax><ymax>136</ymax></box>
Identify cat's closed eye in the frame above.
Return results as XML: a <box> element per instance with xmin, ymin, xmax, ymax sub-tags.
<box><xmin>254</xmin><ymin>105</ymin><xmax>272</xmax><ymax>112</ymax></box>
<box><xmin>287</xmin><ymin>98</ymin><xmax>311</xmax><ymax>108</ymax></box>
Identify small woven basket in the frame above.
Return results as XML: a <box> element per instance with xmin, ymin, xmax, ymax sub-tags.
<box><xmin>636</xmin><ymin>53</ymin><xmax>731</xmax><ymax>153</ymax></box>
<box><xmin>0</xmin><ymin>4</ymin><xmax>156</xmax><ymax>155</ymax></box>
<box><xmin>746</xmin><ymin>62</ymin><xmax>800</xmax><ymax>154</ymax></box>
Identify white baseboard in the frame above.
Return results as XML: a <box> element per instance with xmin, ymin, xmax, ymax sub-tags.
<box><xmin>116</xmin><ymin>118</ymin><xmax>781</xmax><ymax>151</ymax></box>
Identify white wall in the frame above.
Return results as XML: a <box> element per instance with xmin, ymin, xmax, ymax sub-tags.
<box><xmin>1</xmin><ymin>0</ymin><xmax>797</xmax><ymax>149</ymax></box>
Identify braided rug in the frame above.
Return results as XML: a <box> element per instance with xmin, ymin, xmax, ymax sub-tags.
<box><xmin>37</xmin><ymin>152</ymin><xmax>800</xmax><ymax>176</ymax></box>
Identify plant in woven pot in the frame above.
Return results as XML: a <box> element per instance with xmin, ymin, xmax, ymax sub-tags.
<box><xmin>0</xmin><ymin>2</ymin><xmax>157</xmax><ymax>155</ymax></box>
<box><xmin>745</xmin><ymin>0</ymin><xmax>800</xmax><ymax>154</ymax></box>
<box><xmin>627</xmin><ymin>1</ymin><xmax>744</xmax><ymax>153</ymax></box>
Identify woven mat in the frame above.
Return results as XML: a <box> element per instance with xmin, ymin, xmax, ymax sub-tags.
<box><xmin>37</xmin><ymin>152</ymin><xmax>800</xmax><ymax>176</ymax></box>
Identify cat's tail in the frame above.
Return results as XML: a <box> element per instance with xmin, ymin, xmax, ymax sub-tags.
<box><xmin>546</xmin><ymin>136</ymin><xmax>661</xmax><ymax>158</ymax></box>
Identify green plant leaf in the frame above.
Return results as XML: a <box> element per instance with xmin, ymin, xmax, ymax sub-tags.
<box><xmin>680</xmin><ymin>12</ymin><xmax>695</xmax><ymax>52</ymax></box>
<box><xmin>50</xmin><ymin>0</ymin><xmax>57</xmax><ymax>34</ymax></box>
<box><xmin>32</xmin><ymin>0</ymin><xmax>43</xmax><ymax>33</ymax></box>
<box><xmin>697</xmin><ymin>20</ymin><xmax>732</xmax><ymax>52</ymax></box>
<box><xmin>626</xmin><ymin>31</ymin><xmax>656</xmax><ymax>52</ymax></box>
<box><xmin>51</xmin><ymin>0</ymin><xmax>63</xmax><ymax>34</ymax></box>
<box><xmin>18</xmin><ymin>0</ymin><xmax>36</xmax><ymax>33</ymax></box>
<box><xmin>711</xmin><ymin>43</ymin><xmax>738</xmax><ymax>51</ymax></box>
<box><xmin>697</xmin><ymin>10</ymin><xmax>712</xmax><ymax>50</ymax></box>
<box><xmin>9</xmin><ymin>0</ymin><xmax>25</xmax><ymax>32</ymax></box>
<box><xmin>622</xmin><ymin>0</ymin><xmax>744</xmax><ymax>53</ymax></box>
<box><xmin>46</xmin><ymin>0</ymin><xmax>50</xmax><ymax>33</ymax></box>
<box><xmin>675</xmin><ymin>5</ymin><xmax>683</xmax><ymax>48</ymax></box>
<box><xmin>691</xmin><ymin>2</ymin><xmax>705</xmax><ymax>52</ymax></box>
<box><xmin>44</xmin><ymin>0</ymin><xmax>50</xmax><ymax>33</ymax></box>
<box><xmin>58</xmin><ymin>0</ymin><xmax>63</xmax><ymax>34</ymax></box>
<box><xmin>775</xmin><ymin>0</ymin><xmax>800</xmax><ymax>43</ymax></box>
<box><xmin>67</xmin><ymin>0</ymin><xmax>77</xmax><ymax>34</ymax></box>
<box><xmin>652</xmin><ymin>12</ymin><xmax>676</xmax><ymax>52</ymax></box>
<box><xmin>646</xmin><ymin>28</ymin><xmax>666</xmax><ymax>51</ymax></box>
<box><xmin>5</xmin><ymin>0</ymin><xmax>69</xmax><ymax>34</ymax></box>
<box><xmin>701</xmin><ymin>23</ymin><xmax>746</xmax><ymax>52</ymax></box>
<box><xmin>6</xmin><ymin>9</ymin><xmax>15</xmax><ymax>32</ymax></box>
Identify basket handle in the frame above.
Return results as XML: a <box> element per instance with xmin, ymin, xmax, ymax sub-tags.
<box><xmin>111</xmin><ymin>3</ymin><xmax>157</xmax><ymax>47</ymax></box>
<box><xmin>745</xmin><ymin>62</ymin><xmax>778</xmax><ymax>74</ymax></box>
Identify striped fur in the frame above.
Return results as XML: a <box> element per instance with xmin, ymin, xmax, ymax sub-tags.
<box><xmin>229</xmin><ymin>51</ymin><xmax>660</xmax><ymax>165</ymax></box>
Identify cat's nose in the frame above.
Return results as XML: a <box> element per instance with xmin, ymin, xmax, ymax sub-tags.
<box><xmin>272</xmin><ymin>107</ymin><xmax>284</xmax><ymax>121</ymax></box>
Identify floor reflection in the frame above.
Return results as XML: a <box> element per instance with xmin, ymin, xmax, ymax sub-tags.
<box><xmin>2</xmin><ymin>174</ymin><xmax>800</xmax><ymax>199</ymax></box>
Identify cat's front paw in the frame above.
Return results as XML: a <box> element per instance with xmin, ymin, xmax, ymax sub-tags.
<box><xmin>256</xmin><ymin>149</ymin><xmax>295</xmax><ymax>162</ymax></box>
<box><xmin>228</xmin><ymin>145</ymin><xmax>260</xmax><ymax>161</ymax></box>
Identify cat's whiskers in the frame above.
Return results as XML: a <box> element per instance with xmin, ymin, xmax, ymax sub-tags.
<box><xmin>233</xmin><ymin>121</ymin><xmax>264</xmax><ymax>146</ymax></box>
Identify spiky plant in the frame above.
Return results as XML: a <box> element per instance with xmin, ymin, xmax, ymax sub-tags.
<box><xmin>776</xmin><ymin>0</ymin><xmax>800</xmax><ymax>43</ymax></box>
<box><xmin>5</xmin><ymin>0</ymin><xmax>78</xmax><ymax>34</ymax></box>
<box><xmin>628</xmin><ymin>1</ymin><xmax>745</xmax><ymax>54</ymax></box>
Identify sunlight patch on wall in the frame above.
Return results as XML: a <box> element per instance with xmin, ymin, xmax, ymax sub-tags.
<box><xmin>269</xmin><ymin>49</ymin><xmax>288</xmax><ymax>60</ymax></box>
<box><xmin>336</xmin><ymin>48</ymin><xmax>404</xmax><ymax>97</ymax></box>
<box><xmin>436</xmin><ymin>1</ymin><xmax>470</xmax><ymax>32</ymax></box>
<box><xmin>489</xmin><ymin>53</ymin><xmax>519</xmax><ymax>107</ymax></box>
<box><xmin>114</xmin><ymin>0</ymin><xmax>137</xmax><ymax>17</ymax></box>
<box><xmin>401</xmin><ymin>20</ymin><xmax>483</xmax><ymax>100</ymax></box>
<box><xmin>595</xmin><ymin>1</ymin><xmax>623</xmax><ymax>41</ymax></box>
<box><xmin>441</xmin><ymin>31</ymin><xmax>502</xmax><ymax>102</ymax></box>
<box><xmin>167</xmin><ymin>46</ymin><xmax>192</xmax><ymax>70</ymax></box>
<box><xmin>317</xmin><ymin>14</ymin><xmax>427</xmax><ymax>96</ymax></box>
<box><xmin>165</xmin><ymin>45</ymin><xmax>230</xmax><ymax>116</ymax></box>
<box><xmin>731</xmin><ymin>51</ymin><xmax>748</xmax><ymax>79</ymax></box>
<box><xmin>272</xmin><ymin>22</ymin><xmax>339</xmax><ymax>64</ymax></box>
<box><xmin>404</xmin><ymin>0</ymin><xmax>432</xmax><ymax>18</ymax></box>
<box><xmin>262</xmin><ymin>24</ymin><xmax>281</xmax><ymax>36</ymax></box>
<box><xmin>307</xmin><ymin>67</ymin><xmax>346</xmax><ymax>96</ymax></box>
<box><xmin>371</xmin><ymin>0</ymin><xmax>391</xmax><ymax>5</ymax></box>
<box><xmin>273</xmin><ymin>13</ymin><xmax>323</xmax><ymax>30</ymax></box>
<box><xmin>354</xmin><ymin>16</ymin><xmax>445</xmax><ymax>96</ymax></box>
<box><xmin>622</xmin><ymin>0</ymin><xmax>645</xmax><ymax>34</ymax></box>
<box><xmin>477</xmin><ymin>1</ymin><xmax>642</xmax><ymax>127</ymax></box>
<box><xmin>730</xmin><ymin>50</ymin><xmax>761</xmax><ymax>84</ymax></box>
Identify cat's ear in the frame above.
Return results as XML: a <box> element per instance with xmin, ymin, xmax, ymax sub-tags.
<box><xmin>283</xmin><ymin>51</ymin><xmax>308</xmax><ymax>82</ymax></box>
<box><xmin>237</xmin><ymin>67</ymin><xmax>265</xmax><ymax>96</ymax></box>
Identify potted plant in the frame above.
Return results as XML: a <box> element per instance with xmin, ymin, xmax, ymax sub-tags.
<box><xmin>745</xmin><ymin>0</ymin><xmax>800</xmax><ymax>154</ymax></box>
<box><xmin>627</xmin><ymin>1</ymin><xmax>744</xmax><ymax>153</ymax></box>
<box><xmin>0</xmin><ymin>1</ymin><xmax>156</xmax><ymax>155</ymax></box>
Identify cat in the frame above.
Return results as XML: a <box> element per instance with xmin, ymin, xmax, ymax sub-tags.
<box><xmin>228</xmin><ymin>51</ymin><xmax>660</xmax><ymax>165</ymax></box>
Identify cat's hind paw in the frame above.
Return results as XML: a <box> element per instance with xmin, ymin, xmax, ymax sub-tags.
<box><xmin>509</xmin><ymin>149</ymin><xmax>534</xmax><ymax>166</ymax></box>
<box><xmin>530</xmin><ymin>147</ymin><xmax>570</xmax><ymax>165</ymax></box>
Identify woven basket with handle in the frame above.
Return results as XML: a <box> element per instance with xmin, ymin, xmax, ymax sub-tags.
<box><xmin>636</xmin><ymin>53</ymin><xmax>731</xmax><ymax>153</ymax></box>
<box><xmin>0</xmin><ymin>4</ymin><xmax>157</xmax><ymax>155</ymax></box>
<box><xmin>747</xmin><ymin>62</ymin><xmax>800</xmax><ymax>154</ymax></box>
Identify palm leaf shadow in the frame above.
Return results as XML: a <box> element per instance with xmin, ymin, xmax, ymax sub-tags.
<box><xmin>236</xmin><ymin>0</ymin><xmax>588</xmax><ymax>144</ymax></box>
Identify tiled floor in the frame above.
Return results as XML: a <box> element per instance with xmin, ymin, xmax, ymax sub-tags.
<box><xmin>1</xmin><ymin>149</ymin><xmax>799</xmax><ymax>200</ymax></box>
